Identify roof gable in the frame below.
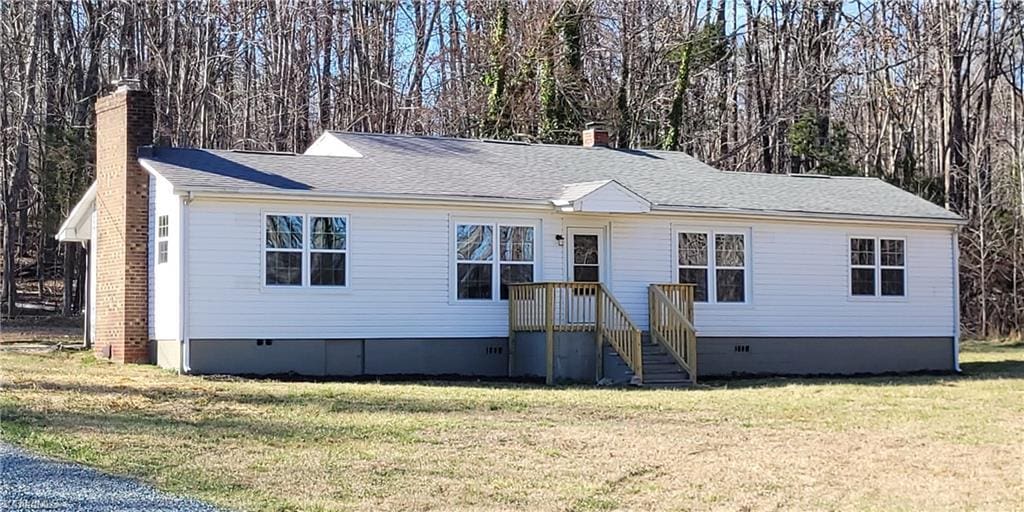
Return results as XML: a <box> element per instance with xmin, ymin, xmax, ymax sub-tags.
<box><xmin>303</xmin><ymin>132</ymin><xmax>363</xmax><ymax>157</ymax></box>
<box><xmin>553</xmin><ymin>180</ymin><xmax>651</xmax><ymax>213</ymax></box>
<box><xmin>56</xmin><ymin>182</ymin><xmax>96</xmax><ymax>242</ymax></box>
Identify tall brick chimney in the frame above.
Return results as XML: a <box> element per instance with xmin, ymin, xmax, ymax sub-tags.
<box><xmin>582</xmin><ymin>122</ymin><xmax>609</xmax><ymax>148</ymax></box>
<box><xmin>93</xmin><ymin>79</ymin><xmax>153</xmax><ymax>363</ymax></box>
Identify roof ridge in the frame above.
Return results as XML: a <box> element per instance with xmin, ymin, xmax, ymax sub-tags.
<box><xmin>140</xmin><ymin>133</ymin><xmax>962</xmax><ymax>223</ymax></box>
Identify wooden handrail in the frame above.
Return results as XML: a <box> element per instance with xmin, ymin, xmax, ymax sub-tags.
<box><xmin>508</xmin><ymin>282</ymin><xmax>644</xmax><ymax>383</ymax></box>
<box><xmin>597</xmin><ymin>283</ymin><xmax>644</xmax><ymax>382</ymax></box>
<box><xmin>648</xmin><ymin>284</ymin><xmax>698</xmax><ymax>384</ymax></box>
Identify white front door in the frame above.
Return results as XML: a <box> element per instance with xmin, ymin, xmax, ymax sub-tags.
<box><xmin>567</xmin><ymin>227</ymin><xmax>606</xmax><ymax>283</ymax></box>
<box><xmin>565</xmin><ymin>228</ymin><xmax>606</xmax><ymax>324</ymax></box>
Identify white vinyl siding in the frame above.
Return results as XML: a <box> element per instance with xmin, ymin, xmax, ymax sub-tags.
<box><xmin>184</xmin><ymin>198</ymin><xmax>955</xmax><ymax>340</ymax></box>
<box><xmin>188</xmin><ymin>201</ymin><xmax>552</xmax><ymax>339</ymax></box>
<box><xmin>150</xmin><ymin>175</ymin><xmax>181</xmax><ymax>341</ymax></box>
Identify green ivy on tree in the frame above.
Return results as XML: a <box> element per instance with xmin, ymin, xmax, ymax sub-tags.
<box><xmin>538</xmin><ymin>1</ymin><xmax>586</xmax><ymax>145</ymax></box>
<box><xmin>482</xmin><ymin>2</ymin><xmax>509</xmax><ymax>138</ymax></box>
<box><xmin>786</xmin><ymin>111</ymin><xmax>855</xmax><ymax>176</ymax></box>
<box><xmin>661</xmin><ymin>21</ymin><xmax>728</xmax><ymax>151</ymax></box>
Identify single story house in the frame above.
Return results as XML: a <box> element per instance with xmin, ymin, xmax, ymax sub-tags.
<box><xmin>57</xmin><ymin>82</ymin><xmax>963</xmax><ymax>385</ymax></box>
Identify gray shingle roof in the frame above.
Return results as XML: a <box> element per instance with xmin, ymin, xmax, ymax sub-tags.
<box><xmin>140</xmin><ymin>132</ymin><xmax>961</xmax><ymax>223</ymax></box>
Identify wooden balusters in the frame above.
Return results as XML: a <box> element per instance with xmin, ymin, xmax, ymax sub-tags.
<box><xmin>648</xmin><ymin>284</ymin><xmax>698</xmax><ymax>384</ymax></box>
<box><xmin>507</xmin><ymin>282</ymin><xmax>644</xmax><ymax>384</ymax></box>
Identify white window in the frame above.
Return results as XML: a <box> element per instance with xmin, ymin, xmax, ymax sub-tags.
<box><xmin>265</xmin><ymin>214</ymin><xmax>304</xmax><ymax>286</ymax></box>
<box><xmin>455</xmin><ymin>222</ymin><xmax>535</xmax><ymax>300</ymax></box>
<box><xmin>676</xmin><ymin>230</ymin><xmax>748</xmax><ymax>303</ymax></box>
<box><xmin>310</xmin><ymin>217</ymin><xmax>347</xmax><ymax>286</ymax></box>
<box><xmin>157</xmin><ymin>215</ymin><xmax>169</xmax><ymax>238</ymax></box>
<box><xmin>714</xmin><ymin>234</ymin><xmax>746</xmax><ymax>302</ymax></box>
<box><xmin>677</xmin><ymin>232</ymin><xmax>708</xmax><ymax>301</ymax></box>
<box><xmin>157</xmin><ymin>215</ymin><xmax>169</xmax><ymax>264</ymax></box>
<box><xmin>850</xmin><ymin>237</ymin><xmax>905</xmax><ymax>297</ymax></box>
<box><xmin>264</xmin><ymin>213</ymin><xmax>348</xmax><ymax>287</ymax></box>
<box><xmin>850</xmin><ymin>237</ymin><xmax>876</xmax><ymax>296</ymax></box>
<box><xmin>499</xmin><ymin>226</ymin><xmax>535</xmax><ymax>299</ymax></box>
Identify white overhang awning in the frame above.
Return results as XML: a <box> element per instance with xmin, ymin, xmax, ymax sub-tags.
<box><xmin>551</xmin><ymin>179</ymin><xmax>652</xmax><ymax>213</ymax></box>
<box><xmin>55</xmin><ymin>182</ymin><xmax>96</xmax><ymax>242</ymax></box>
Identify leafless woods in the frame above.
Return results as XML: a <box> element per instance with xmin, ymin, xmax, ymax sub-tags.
<box><xmin>1</xmin><ymin>0</ymin><xmax>1022</xmax><ymax>337</ymax></box>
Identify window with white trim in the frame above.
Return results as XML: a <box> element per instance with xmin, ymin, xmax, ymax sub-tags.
<box><xmin>677</xmin><ymin>232</ymin><xmax>708</xmax><ymax>301</ymax></box>
<box><xmin>677</xmin><ymin>230</ymin><xmax>748</xmax><ymax>303</ymax></box>
<box><xmin>310</xmin><ymin>216</ymin><xmax>347</xmax><ymax>286</ymax></box>
<box><xmin>850</xmin><ymin>237</ymin><xmax>905</xmax><ymax>297</ymax></box>
<box><xmin>499</xmin><ymin>226</ymin><xmax>535</xmax><ymax>299</ymax></box>
<box><xmin>264</xmin><ymin>214</ymin><xmax>348</xmax><ymax>287</ymax></box>
<box><xmin>455</xmin><ymin>223</ymin><xmax>535</xmax><ymax>300</ymax></box>
<box><xmin>715</xmin><ymin>234</ymin><xmax>745</xmax><ymax>302</ymax></box>
<box><xmin>157</xmin><ymin>215</ymin><xmax>169</xmax><ymax>264</ymax></box>
<box><xmin>265</xmin><ymin>215</ymin><xmax>303</xmax><ymax>286</ymax></box>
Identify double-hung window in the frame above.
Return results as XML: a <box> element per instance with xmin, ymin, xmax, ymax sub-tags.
<box><xmin>714</xmin><ymin>234</ymin><xmax>746</xmax><ymax>302</ymax></box>
<box><xmin>677</xmin><ymin>229</ymin><xmax>748</xmax><ymax>303</ymax></box>
<box><xmin>499</xmin><ymin>226</ymin><xmax>535</xmax><ymax>300</ymax></box>
<box><xmin>677</xmin><ymin>233</ymin><xmax>709</xmax><ymax>301</ymax></box>
<box><xmin>456</xmin><ymin>224</ymin><xmax>494</xmax><ymax>299</ymax></box>
<box><xmin>310</xmin><ymin>217</ymin><xmax>347</xmax><ymax>286</ymax></box>
<box><xmin>455</xmin><ymin>222</ymin><xmax>535</xmax><ymax>300</ymax></box>
<box><xmin>264</xmin><ymin>214</ymin><xmax>348</xmax><ymax>287</ymax></box>
<box><xmin>156</xmin><ymin>215</ymin><xmax>169</xmax><ymax>264</ymax></box>
<box><xmin>850</xmin><ymin>237</ymin><xmax>905</xmax><ymax>297</ymax></box>
<box><xmin>265</xmin><ymin>215</ymin><xmax>304</xmax><ymax>286</ymax></box>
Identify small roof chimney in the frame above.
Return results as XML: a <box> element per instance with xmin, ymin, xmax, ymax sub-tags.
<box><xmin>582</xmin><ymin>122</ymin><xmax>609</xmax><ymax>148</ymax></box>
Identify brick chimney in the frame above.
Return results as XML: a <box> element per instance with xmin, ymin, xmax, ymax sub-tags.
<box><xmin>93</xmin><ymin>80</ymin><xmax>153</xmax><ymax>363</ymax></box>
<box><xmin>582</xmin><ymin>122</ymin><xmax>609</xmax><ymax>148</ymax></box>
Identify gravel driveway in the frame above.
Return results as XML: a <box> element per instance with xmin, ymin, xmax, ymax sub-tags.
<box><xmin>0</xmin><ymin>443</ymin><xmax>223</xmax><ymax>511</ymax></box>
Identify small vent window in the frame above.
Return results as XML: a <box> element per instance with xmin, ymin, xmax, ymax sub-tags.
<box><xmin>157</xmin><ymin>215</ymin><xmax>169</xmax><ymax>238</ymax></box>
<box><xmin>157</xmin><ymin>241</ymin><xmax>168</xmax><ymax>264</ymax></box>
<box><xmin>157</xmin><ymin>215</ymin><xmax>169</xmax><ymax>264</ymax></box>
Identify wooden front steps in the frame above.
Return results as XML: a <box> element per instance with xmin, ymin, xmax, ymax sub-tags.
<box><xmin>641</xmin><ymin>333</ymin><xmax>693</xmax><ymax>387</ymax></box>
<box><xmin>602</xmin><ymin>333</ymin><xmax>694</xmax><ymax>388</ymax></box>
<box><xmin>508</xmin><ymin>282</ymin><xmax>698</xmax><ymax>387</ymax></box>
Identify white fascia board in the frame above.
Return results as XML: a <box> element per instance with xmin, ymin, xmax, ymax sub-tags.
<box><xmin>649</xmin><ymin>205</ymin><xmax>964</xmax><ymax>228</ymax></box>
<box><xmin>55</xmin><ymin>182</ymin><xmax>97</xmax><ymax>242</ymax></box>
<box><xmin>183</xmin><ymin>187</ymin><xmax>556</xmax><ymax>210</ymax></box>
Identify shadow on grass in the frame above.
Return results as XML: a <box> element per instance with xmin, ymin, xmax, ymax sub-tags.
<box><xmin>697</xmin><ymin>357</ymin><xmax>1024</xmax><ymax>391</ymax></box>
<box><xmin>5</xmin><ymin>344</ymin><xmax>1022</xmax><ymax>403</ymax></box>
<box><xmin>0</xmin><ymin>399</ymin><xmax>423</xmax><ymax>448</ymax></box>
<box><xmin>959</xmin><ymin>358</ymin><xmax>1024</xmax><ymax>376</ymax></box>
<box><xmin>1</xmin><ymin>379</ymin><xmax>530</xmax><ymax>414</ymax></box>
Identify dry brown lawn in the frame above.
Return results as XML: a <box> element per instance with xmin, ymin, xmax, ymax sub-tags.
<box><xmin>2</xmin><ymin>340</ymin><xmax>1023</xmax><ymax>511</ymax></box>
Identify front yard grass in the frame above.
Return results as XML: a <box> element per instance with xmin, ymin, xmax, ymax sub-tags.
<box><xmin>2</xmin><ymin>339</ymin><xmax>1023</xmax><ymax>511</ymax></box>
